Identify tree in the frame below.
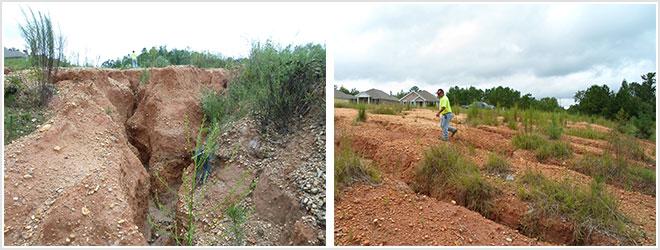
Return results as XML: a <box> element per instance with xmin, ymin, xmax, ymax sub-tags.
<box><xmin>483</xmin><ymin>86</ymin><xmax>520</xmax><ymax>108</ymax></box>
<box><xmin>19</xmin><ymin>8</ymin><xmax>65</xmax><ymax>106</ymax></box>
<box><xmin>573</xmin><ymin>84</ymin><xmax>613</xmax><ymax>117</ymax></box>
<box><xmin>409</xmin><ymin>86</ymin><xmax>420</xmax><ymax>93</ymax></box>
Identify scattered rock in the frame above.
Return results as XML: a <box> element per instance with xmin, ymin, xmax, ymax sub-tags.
<box><xmin>38</xmin><ymin>124</ymin><xmax>51</xmax><ymax>132</ymax></box>
<box><xmin>81</xmin><ymin>206</ymin><xmax>90</xmax><ymax>216</ymax></box>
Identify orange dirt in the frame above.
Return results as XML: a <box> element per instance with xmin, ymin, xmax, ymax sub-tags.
<box><xmin>4</xmin><ymin>66</ymin><xmax>228</xmax><ymax>246</ymax></box>
<box><xmin>334</xmin><ymin>107</ymin><xmax>656</xmax><ymax>246</ymax></box>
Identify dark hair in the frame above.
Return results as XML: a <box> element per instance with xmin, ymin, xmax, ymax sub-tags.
<box><xmin>437</xmin><ymin>89</ymin><xmax>444</xmax><ymax>94</ymax></box>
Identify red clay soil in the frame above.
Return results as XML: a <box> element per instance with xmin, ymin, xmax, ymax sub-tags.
<box><xmin>335</xmin><ymin>177</ymin><xmax>544</xmax><ymax>246</ymax></box>
<box><xmin>334</xmin><ymin>108</ymin><xmax>656</xmax><ymax>246</ymax></box>
<box><xmin>3</xmin><ymin>66</ymin><xmax>228</xmax><ymax>246</ymax></box>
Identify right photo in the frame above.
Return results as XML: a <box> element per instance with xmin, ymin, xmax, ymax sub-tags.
<box><xmin>333</xmin><ymin>3</ymin><xmax>656</xmax><ymax>247</ymax></box>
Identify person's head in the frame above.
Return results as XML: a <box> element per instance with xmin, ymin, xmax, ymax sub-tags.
<box><xmin>132</xmin><ymin>50</ymin><xmax>135</xmax><ymax>53</ymax></box>
<box><xmin>437</xmin><ymin>88</ymin><xmax>444</xmax><ymax>98</ymax></box>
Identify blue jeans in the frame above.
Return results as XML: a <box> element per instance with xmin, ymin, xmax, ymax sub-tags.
<box><xmin>440</xmin><ymin>112</ymin><xmax>457</xmax><ymax>140</ymax></box>
<box><xmin>132</xmin><ymin>59</ymin><xmax>137</xmax><ymax>68</ymax></box>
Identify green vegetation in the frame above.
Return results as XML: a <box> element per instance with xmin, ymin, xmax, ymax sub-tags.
<box><xmin>101</xmin><ymin>45</ymin><xmax>243</xmax><ymax>69</ymax></box>
<box><xmin>335</xmin><ymin>101</ymin><xmax>411</xmax><ymax>116</ymax></box>
<box><xmin>201</xmin><ymin>42</ymin><xmax>325</xmax><ymax>133</ymax></box>
<box><xmin>484</xmin><ymin>153</ymin><xmax>512</xmax><ymax>177</ymax></box>
<box><xmin>570</xmin><ymin>73</ymin><xmax>655</xmax><ymax>140</ymax></box>
<box><xmin>225</xmin><ymin>203</ymin><xmax>248</xmax><ymax>245</ymax></box>
<box><xmin>4</xmin><ymin>57</ymin><xmax>31</xmax><ymax>71</ymax></box>
<box><xmin>335</xmin><ymin>137</ymin><xmax>381</xmax><ymax>195</ymax></box>
<box><xmin>139</xmin><ymin>69</ymin><xmax>150</xmax><ymax>86</ymax></box>
<box><xmin>544</xmin><ymin>114</ymin><xmax>563</xmax><ymax>140</ymax></box>
<box><xmin>518</xmin><ymin>170</ymin><xmax>641</xmax><ymax>244</ymax></box>
<box><xmin>534</xmin><ymin>140</ymin><xmax>572</xmax><ymax>162</ymax></box>
<box><xmin>447</xmin><ymin>86</ymin><xmax>562</xmax><ymax>111</ymax></box>
<box><xmin>512</xmin><ymin>133</ymin><xmax>546</xmax><ymax>150</ymax></box>
<box><xmin>608</xmin><ymin>131</ymin><xmax>650</xmax><ymax>162</ymax></box>
<box><xmin>4</xmin><ymin>73</ymin><xmax>50</xmax><ymax>144</ymax></box>
<box><xmin>19</xmin><ymin>8</ymin><xmax>66</xmax><ymax>106</ymax></box>
<box><xmin>355</xmin><ymin>104</ymin><xmax>367</xmax><ymax>122</ymax></box>
<box><xmin>466</xmin><ymin>104</ymin><xmax>499</xmax><ymax>126</ymax></box>
<box><xmin>412</xmin><ymin>144</ymin><xmax>499</xmax><ymax>217</ymax></box>
<box><xmin>572</xmin><ymin>154</ymin><xmax>655</xmax><ymax>196</ymax></box>
<box><xmin>565</xmin><ymin>127</ymin><xmax>607</xmax><ymax>140</ymax></box>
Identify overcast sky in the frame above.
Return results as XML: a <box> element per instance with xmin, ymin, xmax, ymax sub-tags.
<box><xmin>332</xmin><ymin>3</ymin><xmax>657</xmax><ymax>107</ymax></box>
<box><xmin>2</xmin><ymin>2</ymin><xmax>328</xmax><ymax>65</ymax></box>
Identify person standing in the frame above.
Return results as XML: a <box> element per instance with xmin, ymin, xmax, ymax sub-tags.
<box><xmin>131</xmin><ymin>50</ymin><xmax>138</xmax><ymax>68</ymax></box>
<box><xmin>435</xmin><ymin>88</ymin><xmax>458</xmax><ymax>141</ymax></box>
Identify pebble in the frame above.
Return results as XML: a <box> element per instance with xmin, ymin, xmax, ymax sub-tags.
<box><xmin>506</xmin><ymin>237</ymin><xmax>513</xmax><ymax>242</ymax></box>
<box><xmin>53</xmin><ymin>146</ymin><xmax>61</xmax><ymax>152</ymax></box>
<box><xmin>81</xmin><ymin>206</ymin><xmax>90</xmax><ymax>216</ymax></box>
<box><xmin>39</xmin><ymin>124</ymin><xmax>51</xmax><ymax>132</ymax></box>
<box><xmin>451</xmin><ymin>200</ymin><xmax>457</xmax><ymax>205</ymax></box>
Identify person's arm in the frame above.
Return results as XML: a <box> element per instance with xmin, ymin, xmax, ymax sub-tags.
<box><xmin>436</xmin><ymin>106</ymin><xmax>446</xmax><ymax>117</ymax></box>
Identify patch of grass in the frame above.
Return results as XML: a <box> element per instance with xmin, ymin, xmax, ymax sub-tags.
<box><xmin>565</xmin><ymin>127</ymin><xmax>607</xmax><ymax>140</ymax></box>
<box><xmin>572</xmin><ymin>154</ymin><xmax>655</xmax><ymax>196</ymax></box>
<box><xmin>544</xmin><ymin>115</ymin><xmax>563</xmax><ymax>140</ymax></box>
<box><xmin>370</xmin><ymin>104</ymin><xmax>410</xmax><ymax>115</ymax></box>
<box><xmin>4</xmin><ymin>108</ymin><xmax>48</xmax><ymax>144</ymax></box>
<box><xmin>201</xmin><ymin>42</ymin><xmax>325</xmax><ymax>133</ymax></box>
<box><xmin>139</xmin><ymin>69</ymin><xmax>150</xmax><ymax>86</ymax></box>
<box><xmin>466</xmin><ymin>104</ymin><xmax>499</xmax><ymax>126</ymax></box>
<box><xmin>608</xmin><ymin>131</ymin><xmax>650</xmax><ymax>162</ymax></box>
<box><xmin>104</xmin><ymin>106</ymin><xmax>113</xmax><ymax>115</ymax></box>
<box><xmin>225</xmin><ymin>203</ymin><xmax>248</xmax><ymax>245</ymax></box>
<box><xmin>484</xmin><ymin>153</ymin><xmax>512</xmax><ymax>177</ymax></box>
<box><xmin>512</xmin><ymin>133</ymin><xmax>546</xmax><ymax>150</ymax></box>
<box><xmin>355</xmin><ymin>104</ymin><xmax>367</xmax><ymax>122</ymax></box>
<box><xmin>4</xmin><ymin>57</ymin><xmax>31</xmax><ymax>71</ymax></box>
<box><xmin>534</xmin><ymin>140</ymin><xmax>572</xmax><ymax>162</ymax></box>
<box><xmin>518</xmin><ymin>170</ymin><xmax>641</xmax><ymax>244</ymax></box>
<box><xmin>335</xmin><ymin>137</ymin><xmax>381</xmax><ymax>195</ymax></box>
<box><xmin>412</xmin><ymin>144</ymin><xmax>499</xmax><ymax>217</ymax></box>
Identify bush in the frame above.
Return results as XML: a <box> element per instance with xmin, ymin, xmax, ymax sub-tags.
<box><xmin>355</xmin><ymin>104</ymin><xmax>367</xmax><ymax>122</ymax></box>
<box><xmin>512</xmin><ymin>133</ymin><xmax>546</xmax><ymax>150</ymax></box>
<box><xmin>535</xmin><ymin>141</ymin><xmax>572</xmax><ymax>162</ymax></box>
<box><xmin>335</xmin><ymin>137</ymin><xmax>381</xmax><ymax>195</ymax></box>
<box><xmin>518</xmin><ymin>170</ymin><xmax>640</xmax><ymax>244</ymax></box>
<box><xmin>608</xmin><ymin>131</ymin><xmax>649</xmax><ymax>162</ymax></box>
<box><xmin>572</xmin><ymin>154</ymin><xmax>655</xmax><ymax>196</ymax></box>
<box><xmin>201</xmin><ymin>42</ymin><xmax>325</xmax><ymax>133</ymax></box>
<box><xmin>412</xmin><ymin>144</ymin><xmax>498</xmax><ymax>217</ymax></box>
<box><xmin>545</xmin><ymin>115</ymin><xmax>563</xmax><ymax>140</ymax></box>
<box><xmin>201</xmin><ymin>89</ymin><xmax>225</xmax><ymax>124</ymax></box>
<box><xmin>484</xmin><ymin>153</ymin><xmax>512</xmax><ymax>177</ymax></box>
<box><xmin>466</xmin><ymin>104</ymin><xmax>499</xmax><ymax>126</ymax></box>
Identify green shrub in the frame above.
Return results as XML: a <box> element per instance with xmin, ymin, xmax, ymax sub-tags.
<box><xmin>201</xmin><ymin>89</ymin><xmax>225</xmax><ymax>124</ymax></box>
<box><xmin>608</xmin><ymin>131</ymin><xmax>649</xmax><ymax>162</ymax></box>
<box><xmin>413</xmin><ymin>144</ymin><xmax>498</xmax><ymax>217</ymax></box>
<box><xmin>356</xmin><ymin>104</ymin><xmax>367</xmax><ymax>122</ymax></box>
<box><xmin>545</xmin><ymin>115</ymin><xmax>563</xmax><ymax>140</ymax></box>
<box><xmin>466</xmin><ymin>104</ymin><xmax>498</xmax><ymax>126</ymax></box>
<box><xmin>573</xmin><ymin>154</ymin><xmax>655</xmax><ymax>196</ymax></box>
<box><xmin>225</xmin><ymin>203</ymin><xmax>248</xmax><ymax>245</ymax></box>
<box><xmin>535</xmin><ymin>141</ymin><xmax>572</xmax><ymax>162</ymax></box>
<box><xmin>484</xmin><ymin>153</ymin><xmax>512</xmax><ymax>177</ymax></box>
<box><xmin>335</xmin><ymin>137</ymin><xmax>381</xmax><ymax>194</ymax></box>
<box><xmin>201</xmin><ymin>42</ymin><xmax>325</xmax><ymax>133</ymax></box>
<box><xmin>139</xmin><ymin>69</ymin><xmax>150</xmax><ymax>86</ymax></box>
<box><xmin>512</xmin><ymin>133</ymin><xmax>546</xmax><ymax>150</ymax></box>
<box><xmin>518</xmin><ymin>170</ymin><xmax>640</xmax><ymax>244</ymax></box>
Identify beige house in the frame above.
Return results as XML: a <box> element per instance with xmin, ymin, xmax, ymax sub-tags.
<box><xmin>399</xmin><ymin>90</ymin><xmax>440</xmax><ymax>107</ymax></box>
<box><xmin>356</xmin><ymin>89</ymin><xmax>399</xmax><ymax>104</ymax></box>
<box><xmin>335</xmin><ymin>89</ymin><xmax>356</xmax><ymax>103</ymax></box>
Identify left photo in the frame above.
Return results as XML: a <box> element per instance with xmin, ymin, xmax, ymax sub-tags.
<box><xmin>2</xmin><ymin>2</ymin><xmax>327</xmax><ymax>246</ymax></box>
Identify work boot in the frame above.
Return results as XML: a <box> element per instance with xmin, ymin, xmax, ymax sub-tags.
<box><xmin>451</xmin><ymin>128</ymin><xmax>458</xmax><ymax>137</ymax></box>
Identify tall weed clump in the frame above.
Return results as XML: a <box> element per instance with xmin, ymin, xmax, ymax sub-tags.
<box><xmin>518</xmin><ymin>170</ymin><xmax>641</xmax><ymax>244</ymax></box>
<box><xmin>201</xmin><ymin>42</ymin><xmax>325</xmax><ymax>133</ymax></box>
<box><xmin>413</xmin><ymin>144</ymin><xmax>499</xmax><ymax>217</ymax></box>
<box><xmin>19</xmin><ymin>8</ymin><xmax>65</xmax><ymax>106</ymax></box>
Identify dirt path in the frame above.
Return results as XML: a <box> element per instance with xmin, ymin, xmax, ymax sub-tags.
<box><xmin>334</xmin><ymin>108</ymin><xmax>656</xmax><ymax>246</ymax></box>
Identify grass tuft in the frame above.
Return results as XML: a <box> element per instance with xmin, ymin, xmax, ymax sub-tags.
<box><xmin>484</xmin><ymin>153</ymin><xmax>512</xmax><ymax>177</ymax></box>
<box><xmin>412</xmin><ymin>144</ymin><xmax>499</xmax><ymax>217</ymax></box>
<box><xmin>335</xmin><ymin>137</ymin><xmax>381</xmax><ymax>195</ymax></box>
<box><xmin>512</xmin><ymin>133</ymin><xmax>546</xmax><ymax>150</ymax></box>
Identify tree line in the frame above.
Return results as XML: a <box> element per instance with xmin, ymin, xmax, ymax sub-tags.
<box><xmin>100</xmin><ymin>46</ymin><xmax>244</xmax><ymax>69</ymax></box>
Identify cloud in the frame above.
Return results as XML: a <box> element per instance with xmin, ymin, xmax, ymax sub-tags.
<box><xmin>333</xmin><ymin>3</ymin><xmax>657</xmax><ymax>103</ymax></box>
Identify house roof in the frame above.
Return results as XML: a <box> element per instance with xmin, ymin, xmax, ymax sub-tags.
<box><xmin>357</xmin><ymin>88</ymin><xmax>399</xmax><ymax>102</ymax></box>
<box><xmin>399</xmin><ymin>90</ymin><xmax>440</xmax><ymax>102</ymax></box>
<box><xmin>4</xmin><ymin>48</ymin><xmax>27</xmax><ymax>58</ymax></box>
<box><xmin>334</xmin><ymin>89</ymin><xmax>356</xmax><ymax>100</ymax></box>
<box><xmin>417</xmin><ymin>90</ymin><xmax>440</xmax><ymax>101</ymax></box>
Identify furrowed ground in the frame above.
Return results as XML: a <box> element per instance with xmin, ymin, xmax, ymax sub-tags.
<box><xmin>334</xmin><ymin>107</ymin><xmax>655</xmax><ymax>246</ymax></box>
